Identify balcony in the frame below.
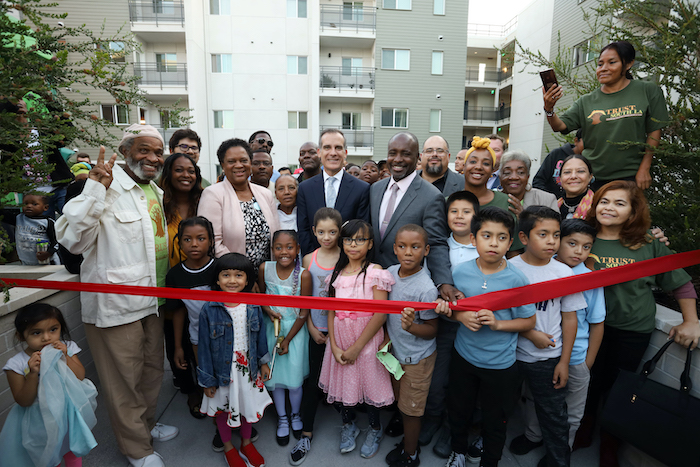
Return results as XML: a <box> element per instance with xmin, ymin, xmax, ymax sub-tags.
<box><xmin>465</xmin><ymin>66</ymin><xmax>513</xmax><ymax>85</ymax></box>
<box><xmin>320</xmin><ymin>5</ymin><xmax>376</xmax><ymax>47</ymax></box>
<box><xmin>319</xmin><ymin>66</ymin><xmax>375</xmax><ymax>103</ymax></box>
<box><xmin>320</xmin><ymin>126</ymin><xmax>374</xmax><ymax>155</ymax></box>
<box><xmin>133</xmin><ymin>63</ymin><xmax>187</xmax><ymax>95</ymax></box>
<box><xmin>463</xmin><ymin>106</ymin><xmax>511</xmax><ymax>125</ymax></box>
<box><xmin>128</xmin><ymin>0</ymin><xmax>185</xmax><ymax>38</ymax></box>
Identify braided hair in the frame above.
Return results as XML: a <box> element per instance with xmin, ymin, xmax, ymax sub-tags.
<box><xmin>272</xmin><ymin>229</ymin><xmax>302</xmax><ymax>295</ymax></box>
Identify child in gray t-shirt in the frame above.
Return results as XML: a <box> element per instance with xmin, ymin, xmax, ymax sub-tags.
<box><xmin>384</xmin><ymin>225</ymin><xmax>439</xmax><ymax>467</ymax></box>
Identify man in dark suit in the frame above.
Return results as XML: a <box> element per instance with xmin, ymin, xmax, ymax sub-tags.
<box><xmin>297</xmin><ymin>128</ymin><xmax>370</xmax><ymax>255</ymax></box>
<box><xmin>370</xmin><ymin>132</ymin><xmax>462</xmax><ymax>303</ymax></box>
<box><xmin>418</xmin><ymin>135</ymin><xmax>465</xmax><ymax>197</ymax></box>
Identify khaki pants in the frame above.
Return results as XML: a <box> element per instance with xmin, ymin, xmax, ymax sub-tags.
<box><xmin>85</xmin><ymin>313</ymin><xmax>165</xmax><ymax>459</ymax></box>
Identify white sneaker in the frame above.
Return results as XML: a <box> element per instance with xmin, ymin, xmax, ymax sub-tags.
<box><xmin>127</xmin><ymin>452</ymin><xmax>165</xmax><ymax>467</ymax></box>
<box><xmin>150</xmin><ymin>423</ymin><xmax>179</xmax><ymax>442</ymax></box>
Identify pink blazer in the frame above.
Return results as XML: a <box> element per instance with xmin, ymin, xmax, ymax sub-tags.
<box><xmin>198</xmin><ymin>181</ymin><xmax>280</xmax><ymax>258</ymax></box>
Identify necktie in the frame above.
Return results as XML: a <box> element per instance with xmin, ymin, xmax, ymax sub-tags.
<box><xmin>326</xmin><ymin>176</ymin><xmax>337</xmax><ymax>209</ymax></box>
<box><xmin>380</xmin><ymin>184</ymin><xmax>399</xmax><ymax>239</ymax></box>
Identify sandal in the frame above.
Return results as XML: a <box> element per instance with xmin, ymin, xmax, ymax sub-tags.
<box><xmin>188</xmin><ymin>391</ymin><xmax>207</xmax><ymax>419</ymax></box>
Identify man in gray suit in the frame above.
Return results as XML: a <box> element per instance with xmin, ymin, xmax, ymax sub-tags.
<box><xmin>370</xmin><ymin>132</ymin><xmax>462</xmax><ymax>303</ymax></box>
<box><xmin>418</xmin><ymin>135</ymin><xmax>465</xmax><ymax>197</ymax></box>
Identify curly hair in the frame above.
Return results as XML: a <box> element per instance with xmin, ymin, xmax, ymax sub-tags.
<box><xmin>586</xmin><ymin>180</ymin><xmax>651</xmax><ymax>249</ymax></box>
<box><xmin>159</xmin><ymin>153</ymin><xmax>203</xmax><ymax>225</ymax></box>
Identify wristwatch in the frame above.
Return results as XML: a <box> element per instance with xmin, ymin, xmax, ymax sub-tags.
<box><xmin>544</xmin><ymin>107</ymin><xmax>555</xmax><ymax>117</ymax></box>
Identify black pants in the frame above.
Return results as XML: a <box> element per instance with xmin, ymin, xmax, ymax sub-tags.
<box><xmin>448</xmin><ymin>349</ymin><xmax>520</xmax><ymax>467</ymax></box>
<box><xmin>424</xmin><ymin>318</ymin><xmax>460</xmax><ymax>418</ymax></box>
<box><xmin>300</xmin><ymin>334</ymin><xmax>327</xmax><ymax>433</ymax></box>
<box><xmin>586</xmin><ymin>325</ymin><xmax>651</xmax><ymax>418</ymax></box>
<box><xmin>164</xmin><ymin>316</ymin><xmax>197</xmax><ymax>394</ymax></box>
<box><xmin>518</xmin><ymin>358</ymin><xmax>570</xmax><ymax>467</ymax></box>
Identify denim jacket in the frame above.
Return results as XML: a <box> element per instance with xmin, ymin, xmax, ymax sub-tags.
<box><xmin>197</xmin><ymin>302</ymin><xmax>271</xmax><ymax>388</ymax></box>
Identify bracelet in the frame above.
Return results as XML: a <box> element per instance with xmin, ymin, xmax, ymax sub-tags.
<box><xmin>544</xmin><ymin>107</ymin><xmax>555</xmax><ymax>117</ymax></box>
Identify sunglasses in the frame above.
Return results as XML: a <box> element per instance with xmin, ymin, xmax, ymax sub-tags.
<box><xmin>255</xmin><ymin>138</ymin><xmax>274</xmax><ymax>148</ymax></box>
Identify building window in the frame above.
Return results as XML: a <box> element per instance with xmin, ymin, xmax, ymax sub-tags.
<box><xmin>429</xmin><ymin>109</ymin><xmax>441</xmax><ymax>132</ymax></box>
<box><xmin>478</xmin><ymin>63</ymin><xmax>486</xmax><ymax>82</ymax></box>
<box><xmin>382</xmin><ymin>49</ymin><xmax>410</xmax><ymax>70</ymax></box>
<box><xmin>384</xmin><ymin>0</ymin><xmax>411</xmax><ymax>10</ymax></box>
<box><xmin>211</xmin><ymin>54</ymin><xmax>232</xmax><ymax>73</ymax></box>
<box><xmin>573</xmin><ymin>37</ymin><xmax>599</xmax><ymax>67</ymax></box>
<box><xmin>97</xmin><ymin>41</ymin><xmax>126</xmax><ymax>63</ymax></box>
<box><xmin>342</xmin><ymin>112</ymin><xmax>361</xmax><ymax>129</ymax></box>
<box><xmin>155</xmin><ymin>53</ymin><xmax>177</xmax><ymax>72</ymax></box>
<box><xmin>288</xmin><ymin>111</ymin><xmax>308</xmax><ymax>129</ymax></box>
<box><xmin>287</xmin><ymin>0</ymin><xmax>307</xmax><ymax>18</ymax></box>
<box><xmin>343</xmin><ymin>2</ymin><xmax>364</xmax><ymax>21</ymax></box>
<box><xmin>213</xmin><ymin>110</ymin><xmax>234</xmax><ymax>129</ymax></box>
<box><xmin>342</xmin><ymin>57</ymin><xmax>363</xmax><ymax>76</ymax></box>
<box><xmin>210</xmin><ymin>0</ymin><xmax>230</xmax><ymax>15</ymax></box>
<box><xmin>381</xmin><ymin>108</ymin><xmax>408</xmax><ymax>128</ymax></box>
<box><xmin>432</xmin><ymin>51</ymin><xmax>443</xmax><ymax>75</ymax></box>
<box><xmin>287</xmin><ymin>56</ymin><xmax>308</xmax><ymax>75</ymax></box>
<box><xmin>101</xmin><ymin>104</ymin><xmax>129</xmax><ymax>125</ymax></box>
<box><xmin>433</xmin><ymin>0</ymin><xmax>445</xmax><ymax>14</ymax></box>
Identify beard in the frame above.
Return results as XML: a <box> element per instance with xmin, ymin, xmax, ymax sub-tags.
<box><xmin>126</xmin><ymin>157</ymin><xmax>163</xmax><ymax>181</ymax></box>
<box><xmin>425</xmin><ymin>161</ymin><xmax>445</xmax><ymax>176</ymax></box>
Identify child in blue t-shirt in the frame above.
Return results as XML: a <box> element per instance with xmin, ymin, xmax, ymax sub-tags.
<box><xmin>509</xmin><ymin>206</ymin><xmax>587</xmax><ymax>467</ymax></box>
<box><xmin>510</xmin><ymin>218</ymin><xmax>606</xmax><ymax>456</ymax></box>
<box><xmin>421</xmin><ymin>191</ymin><xmax>481</xmax><ymax>456</ymax></box>
<box><xmin>436</xmin><ymin>206</ymin><xmax>536</xmax><ymax>467</ymax></box>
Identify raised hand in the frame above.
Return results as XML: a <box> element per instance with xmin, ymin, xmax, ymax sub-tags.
<box><xmin>89</xmin><ymin>145</ymin><xmax>118</xmax><ymax>189</ymax></box>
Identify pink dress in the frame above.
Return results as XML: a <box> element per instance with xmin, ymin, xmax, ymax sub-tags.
<box><xmin>318</xmin><ymin>265</ymin><xmax>395</xmax><ymax>407</ymax></box>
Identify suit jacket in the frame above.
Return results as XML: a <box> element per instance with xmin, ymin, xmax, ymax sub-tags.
<box><xmin>198</xmin><ymin>180</ymin><xmax>280</xmax><ymax>258</ymax></box>
<box><xmin>418</xmin><ymin>168</ymin><xmax>465</xmax><ymax>198</ymax></box>
<box><xmin>297</xmin><ymin>171</ymin><xmax>370</xmax><ymax>255</ymax></box>
<box><xmin>370</xmin><ymin>175</ymin><xmax>453</xmax><ymax>286</ymax></box>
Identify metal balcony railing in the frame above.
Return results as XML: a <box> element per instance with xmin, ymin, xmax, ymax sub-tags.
<box><xmin>465</xmin><ymin>66</ymin><xmax>513</xmax><ymax>83</ymax></box>
<box><xmin>320</xmin><ymin>126</ymin><xmax>374</xmax><ymax>148</ymax></box>
<box><xmin>463</xmin><ymin>106</ymin><xmax>511</xmax><ymax>122</ymax></box>
<box><xmin>320</xmin><ymin>5</ymin><xmax>376</xmax><ymax>33</ymax></box>
<box><xmin>320</xmin><ymin>66</ymin><xmax>375</xmax><ymax>91</ymax></box>
<box><xmin>128</xmin><ymin>0</ymin><xmax>185</xmax><ymax>26</ymax></box>
<box><xmin>133</xmin><ymin>63</ymin><xmax>188</xmax><ymax>88</ymax></box>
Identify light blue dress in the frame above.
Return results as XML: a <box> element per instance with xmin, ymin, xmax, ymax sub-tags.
<box><xmin>263</xmin><ymin>261</ymin><xmax>310</xmax><ymax>390</ymax></box>
<box><xmin>0</xmin><ymin>345</ymin><xmax>97</xmax><ymax>467</ymax></box>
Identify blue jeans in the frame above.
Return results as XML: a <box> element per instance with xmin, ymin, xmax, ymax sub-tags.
<box><xmin>518</xmin><ymin>358</ymin><xmax>570</xmax><ymax>467</ymax></box>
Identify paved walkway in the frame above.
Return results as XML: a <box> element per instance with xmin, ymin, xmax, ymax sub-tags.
<box><xmin>83</xmin><ymin>364</ymin><xmax>601</xmax><ymax>467</ymax></box>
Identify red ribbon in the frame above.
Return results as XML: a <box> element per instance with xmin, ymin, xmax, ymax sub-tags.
<box><xmin>3</xmin><ymin>249</ymin><xmax>699</xmax><ymax>313</ymax></box>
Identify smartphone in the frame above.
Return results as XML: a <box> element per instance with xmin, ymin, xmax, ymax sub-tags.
<box><xmin>540</xmin><ymin>69</ymin><xmax>559</xmax><ymax>90</ymax></box>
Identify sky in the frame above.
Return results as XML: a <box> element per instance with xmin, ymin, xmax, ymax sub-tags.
<box><xmin>469</xmin><ymin>0</ymin><xmax>537</xmax><ymax>26</ymax></box>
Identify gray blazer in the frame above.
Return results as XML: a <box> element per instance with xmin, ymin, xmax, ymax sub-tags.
<box><xmin>370</xmin><ymin>174</ymin><xmax>453</xmax><ymax>287</ymax></box>
<box><xmin>417</xmin><ymin>168</ymin><xmax>465</xmax><ymax>198</ymax></box>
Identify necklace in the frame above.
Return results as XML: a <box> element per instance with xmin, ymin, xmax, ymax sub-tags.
<box><xmin>344</xmin><ymin>265</ymin><xmax>362</xmax><ymax>275</ymax></box>
<box><xmin>561</xmin><ymin>198</ymin><xmax>579</xmax><ymax>214</ymax></box>
<box><xmin>476</xmin><ymin>258</ymin><xmax>504</xmax><ymax>289</ymax></box>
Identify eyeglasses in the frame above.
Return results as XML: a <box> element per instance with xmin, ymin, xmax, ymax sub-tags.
<box><xmin>255</xmin><ymin>138</ymin><xmax>274</xmax><ymax>148</ymax></box>
<box><xmin>423</xmin><ymin>148</ymin><xmax>447</xmax><ymax>155</ymax></box>
<box><xmin>176</xmin><ymin>144</ymin><xmax>199</xmax><ymax>153</ymax></box>
<box><xmin>251</xmin><ymin>160</ymin><xmax>272</xmax><ymax>167</ymax></box>
<box><xmin>342</xmin><ymin>237</ymin><xmax>370</xmax><ymax>246</ymax></box>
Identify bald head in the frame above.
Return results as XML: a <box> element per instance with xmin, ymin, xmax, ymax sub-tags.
<box><xmin>422</xmin><ymin>135</ymin><xmax>451</xmax><ymax>177</ymax></box>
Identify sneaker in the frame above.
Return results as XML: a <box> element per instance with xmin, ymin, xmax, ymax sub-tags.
<box><xmin>466</xmin><ymin>436</ymin><xmax>483</xmax><ymax>463</ymax></box>
<box><xmin>444</xmin><ymin>451</ymin><xmax>466</xmax><ymax>467</ymax></box>
<box><xmin>509</xmin><ymin>434</ymin><xmax>544</xmax><ymax>456</ymax></box>
<box><xmin>240</xmin><ymin>442</ymin><xmax>265</xmax><ymax>467</ymax></box>
<box><xmin>250</xmin><ymin>426</ymin><xmax>259</xmax><ymax>443</ymax></box>
<box><xmin>385</xmin><ymin>411</ymin><xmax>404</xmax><ymax>437</ymax></box>
<box><xmin>339</xmin><ymin>421</ymin><xmax>360</xmax><ymax>454</ymax></box>
<box><xmin>213</xmin><ymin>429</ymin><xmax>225</xmax><ymax>452</ymax></box>
<box><xmin>389</xmin><ymin>450</ymin><xmax>421</xmax><ymax>467</ymax></box>
<box><xmin>225</xmin><ymin>448</ymin><xmax>247</xmax><ymax>467</ymax></box>
<box><xmin>289</xmin><ymin>435</ymin><xmax>312</xmax><ymax>465</ymax></box>
<box><xmin>277</xmin><ymin>415</ymin><xmax>290</xmax><ymax>446</ymax></box>
<box><xmin>386</xmin><ymin>440</ymin><xmax>421</xmax><ymax>465</ymax></box>
<box><xmin>418</xmin><ymin>416</ymin><xmax>442</xmax><ymax>446</ymax></box>
<box><xmin>150</xmin><ymin>423</ymin><xmax>179</xmax><ymax>442</ymax></box>
<box><xmin>360</xmin><ymin>425</ymin><xmax>384</xmax><ymax>459</ymax></box>
<box><xmin>127</xmin><ymin>452</ymin><xmax>165</xmax><ymax>467</ymax></box>
<box><xmin>291</xmin><ymin>413</ymin><xmax>303</xmax><ymax>439</ymax></box>
<box><xmin>432</xmin><ymin>426</ymin><xmax>451</xmax><ymax>459</ymax></box>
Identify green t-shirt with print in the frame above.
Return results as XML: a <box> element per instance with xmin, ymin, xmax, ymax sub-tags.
<box><xmin>558</xmin><ymin>79</ymin><xmax>669</xmax><ymax>181</ymax></box>
<box><xmin>588</xmin><ymin>237</ymin><xmax>690</xmax><ymax>333</ymax></box>
<box><xmin>140</xmin><ymin>183</ymin><xmax>168</xmax><ymax>306</ymax></box>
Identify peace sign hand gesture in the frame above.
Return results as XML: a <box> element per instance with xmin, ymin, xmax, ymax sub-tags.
<box><xmin>89</xmin><ymin>146</ymin><xmax>118</xmax><ymax>189</ymax></box>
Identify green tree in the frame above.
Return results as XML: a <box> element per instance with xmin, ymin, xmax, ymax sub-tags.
<box><xmin>513</xmin><ymin>0</ymin><xmax>700</xmax><ymax>278</ymax></box>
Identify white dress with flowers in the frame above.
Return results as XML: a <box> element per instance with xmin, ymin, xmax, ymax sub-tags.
<box><xmin>200</xmin><ymin>304</ymin><xmax>272</xmax><ymax>427</ymax></box>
